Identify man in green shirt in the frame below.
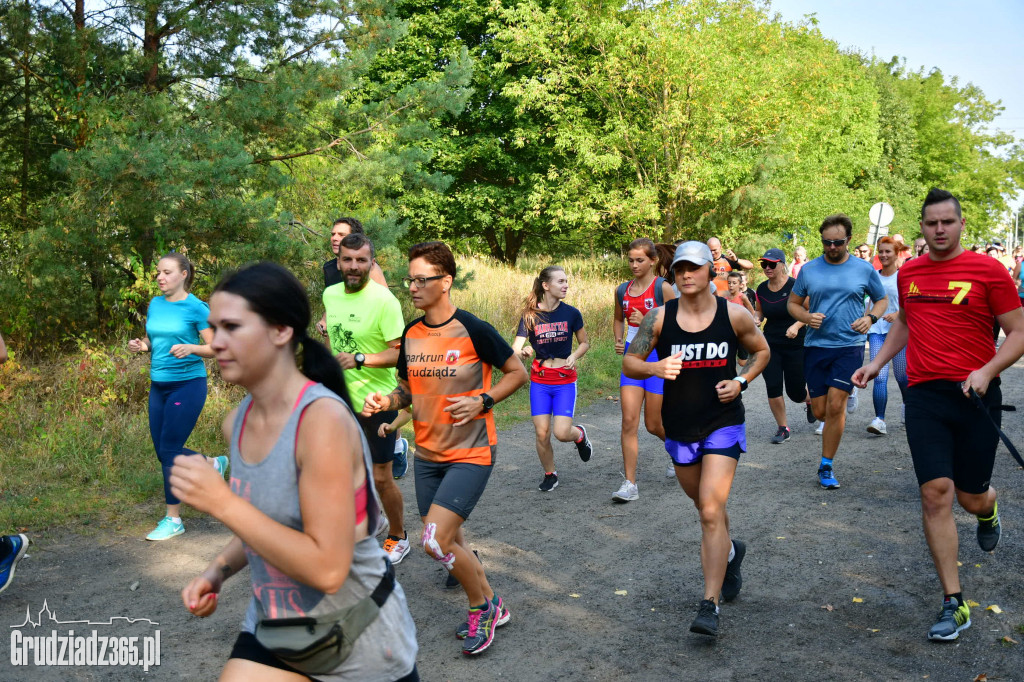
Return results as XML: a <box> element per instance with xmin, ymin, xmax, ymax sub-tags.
<box><xmin>324</xmin><ymin>233</ymin><xmax>410</xmax><ymax>564</ymax></box>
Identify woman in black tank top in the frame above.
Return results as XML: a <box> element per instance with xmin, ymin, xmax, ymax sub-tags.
<box><xmin>623</xmin><ymin>241</ymin><xmax>769</xmax><ymax>639</ymax></box>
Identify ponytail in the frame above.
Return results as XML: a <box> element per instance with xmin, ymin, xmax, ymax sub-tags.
<box><xmin>519</xmin><ymin>266</ymin><xmax>564</xmax><ymax>332</ymax></box>
<box><xmin>297</xmin><ymin>334</ymin><xmax>351</xmax><ymax>409</ymax></box>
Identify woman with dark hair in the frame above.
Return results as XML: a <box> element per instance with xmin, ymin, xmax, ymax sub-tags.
<box><xmin>127</xmin><ymin>253</ymin><xmax>224</xmax><ymax>542</ymax></box>
<box><xmin>175</xmin><ymin>262</ymin><xmax>419</xmax><ymax>681</ymax></box>
<box><xmin>512</xmin><ymin>266</ymin><xmax>592</xmax><ymax>492</ymax></box>
<box><xmin>612</xmin><ymin>238</ymin><xmax>676</xmax><ymax>502</ymax></box>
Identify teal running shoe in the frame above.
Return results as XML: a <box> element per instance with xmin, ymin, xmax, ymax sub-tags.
<box><xmin>146</xmin><ymin>517</ymin><xmax>184</xmax><ymax>541</ymax></box>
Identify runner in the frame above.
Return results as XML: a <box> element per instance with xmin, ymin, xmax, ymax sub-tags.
<box><xmin>707</xmin><ymin>237</ymin><xmax>754</xmax><ymax>296</ymax></box>
<box><xmin>788</xmin><ymin>215</ymin><xmax>887</xmax><ymax>489</ymax></box>
<box><xmin>613</xmin><ymin>238</ymin><xmax>677</xmax><ymax>501</ymax></box>
<box><xmin>790</xmin><ymin>246</ymin><xmax>808</xmax><ymax>279</ymax></box>
<box><xmin>362</xmin><ymin>241</ymin><xmax>528</xmax><ymax>656</ymax></box>
<box><xmin>865</xmin><ymin>236</ymin><xmax>909</xmax><ymax>435</ymax></box>
<box><xmin>754</xmin><ymin>248</ymin><xmax>810</xmax><ymax>444</ymax></box>
<box><xmin>512</xmin><ymin>266</ymin><xmax>593</xmax><ymax>492</ymax></box>
<box><xmin>623</xmin><ymin>241</ymin><xmax>769</xmax><ymax>637</ymax></box>
<box><xmin>127</xmin><ymin>253</ymin><xmax>227</xmax><ymax>541</ymax></box>
<box><xmin>853</xmin><ymin>188</ymin><xmax>1024</xmax><ymax>642</ymax></box>
<box><xmin>323</xmin><ymin>233</ymin><xmax>411</xmax><ymax>564</ymax></box>
<box><xmin>175</xmin><ymin>262</ymin><xmax>419</xmax><ymax>680</ymax></box>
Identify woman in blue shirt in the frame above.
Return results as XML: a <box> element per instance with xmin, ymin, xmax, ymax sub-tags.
<box><xmin>128</xmin><ymin>253</ymin><xmax>222</xmax><ymax>541</ymax></box>
<box><xmin>512</xmin><ymin>266</ymin><xmax>592</xmax><ymax>492</ymax></box>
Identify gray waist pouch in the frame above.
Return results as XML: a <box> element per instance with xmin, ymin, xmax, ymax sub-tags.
<box><xmin>254</xmin><ymin>558</ymin><xmax>394</xmax><ymax>674</ymax></box>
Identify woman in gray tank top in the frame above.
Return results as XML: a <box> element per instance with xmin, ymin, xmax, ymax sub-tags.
<box><xmin>170</xmin><ymin>263</ymin><xmax>418</xmax><ymax>681</ymax></box>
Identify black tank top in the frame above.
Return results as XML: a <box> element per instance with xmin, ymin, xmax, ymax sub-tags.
<box><xmin>656</xmin><ymin>297</ymin><xmax>745</xmax><ymax>442</ymax></box>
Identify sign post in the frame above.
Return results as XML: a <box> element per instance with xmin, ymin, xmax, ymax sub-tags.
<box><xmin>867</xmin><ymin>202</ymin><xmax>894</xmax><ymax>249</ymax></box>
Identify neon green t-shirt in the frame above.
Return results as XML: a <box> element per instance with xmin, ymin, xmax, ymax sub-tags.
<box><xmin>323</xmin><ymin>280</ymin><xmax>406</xmax><ymax>408</ymax></box>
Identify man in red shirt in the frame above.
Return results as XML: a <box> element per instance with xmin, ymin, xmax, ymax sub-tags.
<box><xmin>854</xmin><ymin>189</ymin><xmax>1024</xmax><ymax>643</ymax></box>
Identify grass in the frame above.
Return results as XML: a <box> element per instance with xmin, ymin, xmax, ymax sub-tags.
<box><xmin>0</xmin><ymin>256</ymin><xmax>627</xmax><ymax>531</ymax></box>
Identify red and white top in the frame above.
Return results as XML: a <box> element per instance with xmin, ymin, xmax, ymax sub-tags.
<box><xmin>621</xmin><ymin>279</ymin><xmax>659</xmax><ymax>343</ymax></box>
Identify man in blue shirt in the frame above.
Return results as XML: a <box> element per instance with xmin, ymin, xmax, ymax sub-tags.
<box><xmin>788</xmin><ymin>214</ymin><xmax>888</xmax><ymax>489</ymax></box>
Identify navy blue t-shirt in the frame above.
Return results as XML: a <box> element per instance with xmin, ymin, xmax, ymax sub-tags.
<box><xmin>516</xmin><ymin>303</ymin><xmax>584</xmax><ymax>360</ymax></box>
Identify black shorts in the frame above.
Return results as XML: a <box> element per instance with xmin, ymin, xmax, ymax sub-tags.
<box><xmin>905</xmin><ymin>379</ymin><xmax>1002</xmax><ymax>494</ymax></box>
<box><xmin>414</xmin><ymin>457</ymin><xmax>493</xmax><ymax>519</ymax></box>
<box><xmin>762</xmin><ymin>342</ymin><xmax>807</xmax><ymax>402</ymax></box>
<box><xmin>358</xmin><ymin>410</ymin><xmax>399</xmax><ymax>465</ymax></box>
<box><xmin>229</xmin><ymin>632</ymin><xmax>420</xmax><ymax>681</ymax></box>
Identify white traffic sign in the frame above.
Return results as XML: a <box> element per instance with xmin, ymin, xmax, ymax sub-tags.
<box><xmin>869</xmin><ymin>202</ymin><xmax>894</xmax><ymax>228</ymax></box>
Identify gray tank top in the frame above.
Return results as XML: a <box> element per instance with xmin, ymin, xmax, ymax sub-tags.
<box><xmin>231</xmin><ymin>382</ymin><xmax>417</xmax><ymax>680</ymax></box>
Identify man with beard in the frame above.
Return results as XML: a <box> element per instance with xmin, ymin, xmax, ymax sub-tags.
<box><xmin>324</xmin><ymin>232</ymin><xmax>411</xmax><ymax>564</ymax></box>
<box><xmin>788</xmin><ymin>214</ymin><xmax>887</xmax><ymax>489</ymax></box>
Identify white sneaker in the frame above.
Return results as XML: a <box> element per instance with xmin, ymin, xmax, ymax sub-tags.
<box><xmin>867</xmin><ymin>417</ymin><xmax>887</xmax><ymax>435</ymax></box>
<box><xmin>666</xmin><ymin>465</ymin><xmax>676</xmax><ymax>478</ymax></box>
<box><xmin>815</xmin><ymin>421</ymin><xmax>825</xmax><ymax>435</ymax></box>
<box><xmin>383</xmin><ymin>534</ymin><xmax>411</xmax><ymax>564</ymax></box>
<box><xmin>847</xmin><ymin>387</ymin><xmax>858</xmax><ymax>413</ymax></box>
<box><xmin>901</xmin><ymin>404</ymin><xmax>906</xmax><ymax>424</ymax></box>
<box><xmin>612</xmin><ymin>480</ymin><xmax>639</xmax><ymax>502</ymax></box>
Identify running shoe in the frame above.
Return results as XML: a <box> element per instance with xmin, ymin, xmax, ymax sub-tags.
<box><xmin>666</xmin><ymin>465</ymin><xmax>676</xmax><ymax>478</ymax></box>
<box><xmin>867</xmin><ymin>417</ymin><xmax>887</xmax><ymax>435</ymax></box>
<box><xmin>383</xmin><ymin>533</ymin><xmax>411</xmax><ymax>565</ymax></box>
<box><xmin>393</xmin><ymin>438</ymin><xmax>409</xmax><ymax>479</ymax></box>
<box><xmin>146</xmin><ymin>517</ymin><xmax>184</xmax><ymax>541</ymax></box>
<box><xmin>575</xmin><ymin>426</ymin><xmax>593</xmax><ymax>462</ymax></box>
<box><xmin>771</xmin><ymin>426</ymin><xmax>791</xmax><ymax>444</ymax></box>
<box><xmin>847</xmin><ymin>387</ymin><xmax>858</xmax><ymax>413</ymax></box>
<box><xmin>539</xmin><ymin>473</ymin><xmax>559</xmax><ymax>492</ymax></box>
<box><xmin>445</xmin><ymin>550</ymin><xmax>479</xmax><ymax>589</ymax></box>
<box><xmin>689</xmin><ymin>598</ymin><xmax>720</xmax><ymax>636</ymax></box>
<box><xmin>0</xmin><ymin>534</ymin><xmax>29</xmax><ymax>595</ymax></box>
<box><xmin>457</xmin><ymin>596</ymin><xmax>511</xmax><ymax>639</ymax></box>
<box><xmin>805</xmin><ymin>402</ymin><xmax>816</xmax><ymax>424</ymax></box>
<box><xmin>927</xmin><ymin>597</ymin><xmax>971</xmax><ymax>641</ymax></box>
<box><xmin>721</xmin><ymin>539</ymin><xmax>746</xmax><ymax>602</ymax></box>
<box><xmin>817</xmin><ymin>465</ymin><xmax>840</xmax><ymax>489</ymax></box>
<box><xmin>815</xmin><ymin>421</ymin><xmax>825</xmax><ymax>436</ymax></box>
<box><xmin>612</xmin><ymin>479</ymin><xmax>639</xmax><ymax>502</ymax></box>
<box><xmin>901</xmin><ymin>404</ymin><xmax>906</xmax><ymax>424</ymax></box>
<box><xmin>461</xmin><ymin>601</ymin><xmax>498</xmax><ymax>655</ymax></box>
<box><xmin>977</xmin><ymin>502</ymin><xmax>1000</xmax><ymax>552</ymax></box>
<box><xmin>212</xmin><ymin>455</ymin><xmax>229</xmax><ymax>479</ymax></box>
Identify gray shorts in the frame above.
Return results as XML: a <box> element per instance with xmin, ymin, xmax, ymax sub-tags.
<box><xmin>414</xmin><ymin>457</ymin><xmax>493</xmax><ymax>519</ymax></box>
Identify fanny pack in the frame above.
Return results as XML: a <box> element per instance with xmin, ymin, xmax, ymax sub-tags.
<box><xmin>254</xmin><ymin>557</ymin><xmax>394</xmax><ymax>674</ymax></box>
<box><xmin>530</xmin><ymin>359</ymin><xmax>577</xmax><ymax>385</ymax></box>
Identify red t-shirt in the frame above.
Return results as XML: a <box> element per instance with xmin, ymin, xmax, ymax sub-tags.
<box><xmin>899</xmin><ymin>250</ymin><xmax>1021</xmax><ymax>386</ymax></box>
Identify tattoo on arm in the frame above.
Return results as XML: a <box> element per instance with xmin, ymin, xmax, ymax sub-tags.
<box><xmin>738</xmin><ymin>351</ymin><xmax>757</xmax><ymax>376</ymax></box>
<box><xmin>627</xmin><ymin>313</ymin><xmax>657</xmax><ymax>357</ymax></box>
<box><xmin>387</xmin><ymin>384</ymin><xmax>412</xmax><ymax>411</ymax></box>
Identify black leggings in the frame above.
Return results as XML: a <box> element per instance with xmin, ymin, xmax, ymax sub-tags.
<box><xmin>762</xmin><ymin>342</ymin><xmax>807</xmax><ymax>402</ymax></box>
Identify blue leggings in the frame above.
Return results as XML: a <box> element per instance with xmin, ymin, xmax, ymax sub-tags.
<box><xmin>149</xmin><ymin>377</ymin><xmax>208</xmax><ymax>505</ymax></box>
<box><xmin>867</xmin><ymin>333</ymin><xmax>907</xmax><ymax>420</ymax></box>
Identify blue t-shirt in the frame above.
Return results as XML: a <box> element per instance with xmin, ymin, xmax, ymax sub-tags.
<box><xmin>145</xmin><ymin>294</ymin><xmax>210</xmax><ymax>382</ymax></box>
<box><xmin>516</xmin><ymin>302</ymin><xmax>584</xmax><ymax>360</ymax></box>
<box><xmin>792</xmin><ymin>256</ymin><xmax>886</xmax><ymax>348</ymax></box>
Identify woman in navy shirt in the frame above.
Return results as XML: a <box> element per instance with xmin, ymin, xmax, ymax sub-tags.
<box><xmin>512</xmin><ymin>266</ymin><xmax>592</xmax><ymax>492</ymax></box>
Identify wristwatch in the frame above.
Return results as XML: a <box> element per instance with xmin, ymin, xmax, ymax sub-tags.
<box><xmin>354</xmin><ymin>352</ymin><xmax>366</xmax><ymax>370</ymax></box>
<box><xmin>865</xmin><ymin>313</ymin><xmax>878</xmax><ymax>324</ymax></box>
<box><xmin>733</xmin><ymin>376</ymin><xmax>748</xmax><ymax>392</ymax></box>
<box><xmin>479</xmin><ymin>393</ymin><xmax>495</xmax><ymax>413</ymax></box>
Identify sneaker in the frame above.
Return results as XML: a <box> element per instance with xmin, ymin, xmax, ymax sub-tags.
<box><xmin>666</xmin><ymin>465</ymin><xmax>676</xmax><ymax>478</ymax></box>
<box><xmin>689</xmin><ymin>598</ymin><xmax>720</xmax><ymax>636</ymax></box>
<box><xmin>383</xmin><ymin>534</ymin><xmax>411</xmax><ymax>565</ymax></box>
<box><xmin>867</xmin><ymin>417</ymin><xmax>887</xmax><ymax>435</ymax></box>
<box><xmin>847</xmin><ymin>387</ymin><xmax>858</xmax><ymax>413</ymax></box>
<box><xmin>721</xmin><ymin>539</ymin><xmax>746</xmax><ymax>602</ymax></box>
<box><xmin>461</xmin><ymin>601</ymin><xmax>499</xmax><ymax>655</ymax></box>
<box><xmin>445</xmin><ymin>550</ymin><xmax>479</xmax><ymax>588</ymax></box>
<box><xmin>146</xmin><ymin>517</ymin><xmax>184</xmax><ymax>541</ymax></box>
<box><xmin>771</xmin><ymin>426</ymin><xmax>791</xmax><ymax>444</ymax></box>
<box><xmin>575</xmin><ymin>426</ymin><xmax>593</xmax><ymax>463</ymax></box>
<box><xmin>977</xmin><ymin>503</ymin><xmax>1000</xmax><ymax>552</ymax></box>
<box><xmin>212</xmin><ymin>455</ymin><xmax>229</xmax><ymax>478</ymax></box>
<box><xmin>806</xmin><ymin>402</ymin><xmax>816</xmax><ymax>424</ymax></box>
<box><xmin>612</xmin><ymin>479</ymin><xmax>639</xmax><ymax>502</ymax></box>
<box><xmin>393</xmin><ymin>438</ymin><xmax>409</xmax><ymax>479</ymax></box>
<box><xmin>457</xmin><ymin>596</ymin><xmax>511</xmax><ymax>639</ymax></box>
<box><xmin>901</xmin><ymin>404</ymin><xmax>906</xmax><ymax>424</ymax></box>
<box><xmin>817</xmin><ymin>465</ymin><xmax>840</xmax><ymax>489</ymax></box>
<box><xmin>927</xmin><ymin>597</ymin><xmax>971</xmax><ymax>641</ymax></box>
<box><xmin>0</xmin><ymin>534</ymin><xmax>29</xmax><ymax>595</ymax></box>
<box><xmin>539</xmin><ymin>473</ymin><xmax>559</xmax><ymax>492</ymax></box>
<box><xmin>815</xmin><ymin>421</ymin><xmax>825</xmax><ymax>436</ymax></box>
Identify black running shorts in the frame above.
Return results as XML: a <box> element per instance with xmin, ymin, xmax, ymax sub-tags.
<box><xmin>229</xmin><ymin>632</ymin><xmax>421</xmax><ymax>681</ymax></box>
<box><xmin>357</xmin><ymin>410</ymin><xmax>399</xmax><ymax>465</ymax></box>
<box><xmin>905</xmin><ymin>378</ymin><xmax>1002</xmax><ymax>494</ymax></box>
<box><xmin>414</xmin><ymin>457</ymin><xmax>493</xmax><ymax>519</ymax></box>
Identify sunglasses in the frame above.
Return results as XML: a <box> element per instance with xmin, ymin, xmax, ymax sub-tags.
<box><xmin>821</xmin><ymin>238</ymin><xmax>848</xmax><ymax>247</ymax></box>
<box><xmin>759</xmin><ymin>261</ymin><xmax>778</xmax><ymax>269</ymax></box>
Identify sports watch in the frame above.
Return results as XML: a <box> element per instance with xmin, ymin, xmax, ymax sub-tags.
<box><xmin>354</xmin><ymin>352</ymin><xmax>366</xmax><ymax>370</ymax></box>
<box><xmin>479</xmin><ymin>393</ymin><xmax>495</xmax><ymax>413</ymax></box>
<box><xmin>733</xmin><ymin>376</ymin><xmax>748</xmax><ymax>392</ymax></box>
<box><xmin>865</xmin><ymin>313</ymin><xmax>878</xmax><ymax>325</ymax></box>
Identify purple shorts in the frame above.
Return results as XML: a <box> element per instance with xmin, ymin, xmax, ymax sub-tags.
<box><xmin>665</xmin><ymin>424</ymin><xmax>746</xmax><ymax>466</ymax></box>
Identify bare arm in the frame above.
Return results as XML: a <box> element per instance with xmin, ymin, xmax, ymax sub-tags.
<box><xmin>512</xmin><ymin>335</ymin><xmax>533</xmax><ymax>360</ymax></box>
<box><xmin>966</xmin><ymin>307</ymin><xmax>1024</xmax><ymax>396</ymax></box>
<box><xmin>370</xmin><ymin>262</ymin><xmax>388</xmax><ymax>287</ymax></box>
<box><xmin>364</xmin><ymin>338</ymin><xmax>401</xmax><ymax>369</ymax></box>
<box><xmin>443</xmin><ymin>351</ymin><xmax>528</xmax><ymax>426</ymax></box>
<box><xmin>853</xmin><ymin>309</ymin><xmax>909</xmax><ymax>388</ymax></box>
<box><xmin>613</xmin><ymin>290</ymin><xmax>625</xmax><ymax>354</ymax></box>
<box><xmin>622</xmin><ymin>309</ymin><xmax>680</xmax><ymax>380</ymax></box>
<box><xmin>661</xmin><ymin>280</ymin><xmax>677</xmax><ymax>301</ymax></box>
<box><xmin>182</xmin><ymin>536</ymin><xmax>248</xmax><ymax>617</ymax></box>
<box><xmin>170</xmin><ymin>327</ymin><xmax>215</xmax><ymax>359</ymax></box>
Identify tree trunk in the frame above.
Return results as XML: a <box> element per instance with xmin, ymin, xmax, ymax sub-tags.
<box><xmin>19</xmin><ymin>0</ymin><xmax>30</xmax><ymax>220</ymax></box>
<box><xmin>143</xmin><ymin>2</ymin><xmax>161</xmax><ymax>91</ymax></box>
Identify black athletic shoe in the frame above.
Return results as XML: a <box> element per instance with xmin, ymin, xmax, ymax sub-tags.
<box><xmin>689</xmin><ymin>598</ymin><xmax>720</xmax><ymax>636</ymax></box>
<box><xmin>445</xmin><ymin>550</ymin><xmax>480</xmax><ymax>589</ymax></box>
<box><xmin>575</xmin><ymin>426</ymin><xmax>593</xmax><ymax>462</ymax></box>
<box><xmin>806</xmin><ymin>402</ymin><xmax>816</xmax><ymax>424</ymax></box>
<box><xmin>770</xmin><ymin>426</ymin><xmax>791</xmax><ymax>444</ymax></box>
<box><xmin>539</xmin><ymin>473</ymin><xmax>559</xmax><ymax>492</ymax></box>
<box><xmin>977</xmin><ymin>503</ymin><xmax>1000</xmax><ymax>552</ymax></box>
<box><xmin>721</xmin><ymin>539</ymin><xmax>746</xmax><ymax>602</ymax></box>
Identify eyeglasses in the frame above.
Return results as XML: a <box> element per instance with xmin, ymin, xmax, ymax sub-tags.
<box><xmin>759</xmin><ymin>261</ymin><xmax>778</xmax><ymax>269</ymax></box>
<box><xmin>821</xmin><ymin>238</ymin><xmax>848</xmax><ymax>247</ymax></box>
<box><xmin>402</xmin><ymin>275</ymin><xmax>446</xmax><ymax>289</ymax></box>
